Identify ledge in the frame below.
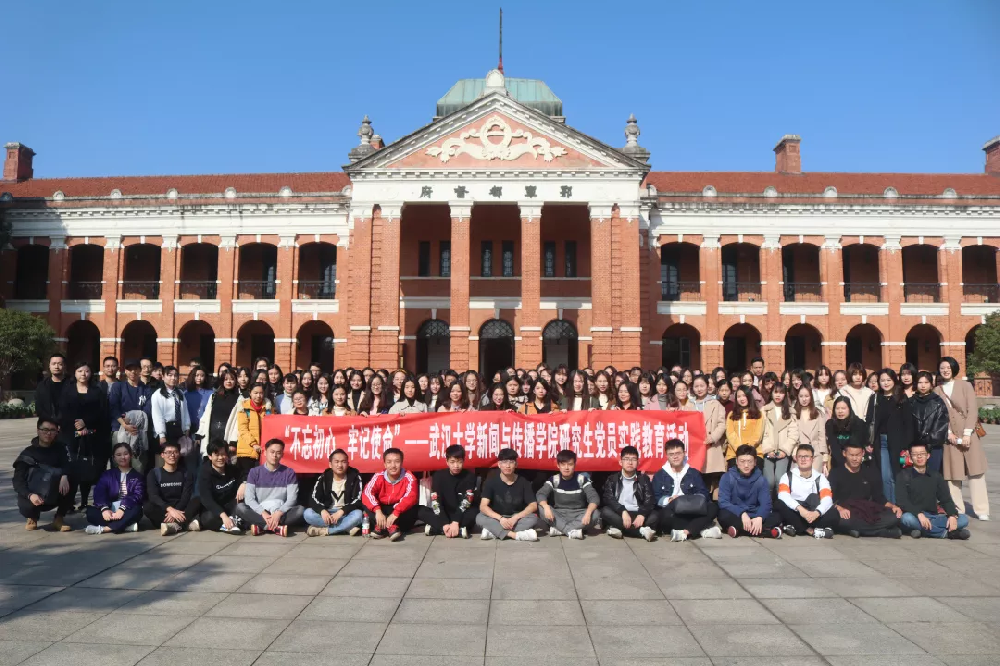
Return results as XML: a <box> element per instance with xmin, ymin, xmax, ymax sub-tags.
<box><xmin>117</xmin><ymin>299</ymin><xmax>162</xmax><ymax>314</ymax></box>
<box><xmin>899</xmin><ymin>302</ymin><xmax>949</xmax><ymax>317</ymax></box>
<box><xmin>292</xmin><ymin>299</ymin><xmax>339</xmax><ymax>313</ymax></box>
<box><xmin>839</xmin><ymin>302</ymin><xmax>890</xmax><ymax>317</ymax></box>
<box><xmin>61</xmin><ymin>299</ymin><xmax>105</xmax><ymax>314</ymax></box>
<box><xmin>657</xmin><ymin>301</ymin><xmax>707</xmax><ymax>316</ymax></box>
<box><xmin>779</xmin><ymin>302</ymin><xmax>829</xmax><ymax>316</ymax></box>
<box><xmin>717</xmin><ymin>301</ymin><xmax>768</xmax><ymax>316</ymax></box>
<box><xmin>231</xmin><ymin>299</ymin><xmax>280</xmax><ymax>314</ymax></box>
<box><xmin>4</xmin><ymin>299</ymin><xmax>49</xmax><ymax>313</ymax></box>
<box><xmin>960</xmin><ymin>303</ymin><xmax>1000</xmax><ymax>317</ymax></box>
<box><xmin>174</xmin><ymin>299</ymin><xmax>221</xmax><ymax>314</ymax></box>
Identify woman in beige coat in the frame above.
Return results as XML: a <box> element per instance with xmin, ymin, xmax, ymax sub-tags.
<box><xmin>935</xmin><ymin>357</ymin><xmax>989</xmax><ymax>519</ymax></box>
<box><xmin>761</xmin><ymin>383</ymin><xmax>799</xmax><ymax>492</ymax></box>
<box><xmin>690</xmin><ymin>375</ymin><xmax>727</xmax><ymax>497</ymax></box>
<box><xmin>793</xmin><ymin>385</ymin><xmax>828</xmax><ymax>473</ymax></box>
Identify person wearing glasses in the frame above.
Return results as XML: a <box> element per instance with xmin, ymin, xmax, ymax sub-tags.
<box><xmin>475</xmin><ymin>448</ymin><xmax>539</xmax><ymax>541</ymax></box>
<box><xmin>12</xmin><ymin>417</ymin><xmax>74</xmax><ymax>531</ymax></box>
<box><xmin>896</xmin><ymin>442</ymin><xmax>970</xmax><ymax>540</ymax></box>
<box><xmin>143</xmin><ymin>441</ymin><xmax>196</xmax><ymax>535</ymax></box>
<box><xmin>601</xmin><ymin>445</ymin><xmax>658</xmax><ymax>541</ymax></box>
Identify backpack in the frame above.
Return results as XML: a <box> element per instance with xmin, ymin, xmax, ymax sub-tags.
<box><xmin>784</xmin><ymin>468</ymin><xmax>822</xmax><ymax>511</ymax></box>
<box><xmin>17</xmin><ymin>455</ymin><xmax>61</xmax><ymax>505</ymax></box>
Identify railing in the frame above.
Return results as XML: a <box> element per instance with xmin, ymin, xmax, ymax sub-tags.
<box><xmin>237</xmin><ymin>280</ymin><xmax>276</xmax><ymax>299</ymax></box>
<box><xmin>903</xmin><ymin>283</ymin><xmax>941</xmax><ymax>303</ymax></box>
<box><xmin>178</xmin><ymin>281</ymin><xmax>218</xmax><ymax>299</ymax></box>
<box><xmin>963</xmin><ymin>283</ymin><xmax>1000</xmax><ymax>303</ymax></box>
<box><xmin>13</xmin><ymin>282</ymin><xmax>48</xmax><ymax>299</ymax></box>
<box><xmin>783</xmin><ymin>282</ymin><xmax>823</xmax><ymax>302</ymax></box>
<box><xmin>121</xmin><ymin>280</ymin><xmax>160</xmax><ymax>299</ymax></box>
<box><xmin>297</xmin><ymin>281</ymin><xmax>337</xmax><ymax>299</ymax></box>
<box><xmin>660</xmin><ymin>281</ymin><xmax>701</xmax><ymax>301</ymax></box>
<box><xmin>69</xmin><ymin>281</ymin><xmax>103</xmax><ymax>299</ymax></box>
<box><xmin>721</xmin><ymin>281</ymin><xmax>763</xmax><ymax>302</ymax></box>
<box><xmin>844</xmin><ymin>282</ymin><xmax>882</xmax><ymax>302</ymax></box>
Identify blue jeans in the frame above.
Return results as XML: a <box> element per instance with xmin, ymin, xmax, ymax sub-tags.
<box><xmin>880</xmin><ymin>434</ymin><xmax>895</xmax><ymax>504</ymax></box>
<box><xmin>900</xmin><ymin>511</ymin><xmax>969</xmax><ymax>538</ymax></box>
<box><xmin>303</xmin><ymin>508</ymin><xmax>363</xmax><ymax>535</ymax></box>
<box><xmin>928</xmin><ymin>447</ymin><xmax>943</xmax><ymax>474</ymax></box>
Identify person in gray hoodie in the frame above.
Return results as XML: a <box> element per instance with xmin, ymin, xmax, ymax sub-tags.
<box><xmin>536</xmin><ymin>449</ymin><xmax>600</xmax><ymax>539</ymax></box>
<box><xmin>235</xmin><ymin>438</ymin><xmax>304</xmax><ymax>537</ymax></box>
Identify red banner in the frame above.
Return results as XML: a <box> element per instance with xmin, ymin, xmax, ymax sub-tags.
<box><xmin>261</xmin><ymin>410</ymin><xmax>706</xmax><ymax>474</ymax></box>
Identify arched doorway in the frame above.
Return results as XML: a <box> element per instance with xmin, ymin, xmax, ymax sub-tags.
<box><xmin>846</xmin><ymin>323</ymin><xmax>883</xmax><ymax>372</ymax></box>
<box><xmin>479</xmin><ymin>319</ymin><xmax>514</xmax><ymax>379</ymax></box>
<box><xmin>662</xmin><ymin>323</ymin><xmax>700</xmax><ymax>369</ymax></box>
<box><xmin>297</xmin><ymin>321</ymin><xmax>334</xmax><ymax>373</ymax></box>
<box><xmin>236</xmin><ymin>321</ymin><xmax>275</xmax><ymax>368</ymax></box>
<box><xmin>785</xmin><ymin>323</ymin><xmax>823</xmax><ymax>371</ymax></box>
<box><xmin>905</xmin><ymin>324</ymin><xmax>942</xmax><ymax>371</ymax></box>
<box><xmin>723</xmin><ymin>323</ymin><xmax>761</xmax><ymax>372</ymax></box>
<box><xmin>121</xmin><ymin>320</ymin><xmax>157</xmax><ymax>363</ymax></box>
<box><xmin>416</xmin><ymin>320</ymin><xmax>450</xmax><ymax>374</ymax></box>
<box><xmin>543</xmin><ymin>320</ymin><xmax>578</xmax><ymax>370</ymax></box>
<box><xmin>967</xmin><ymin>325</ymin><xmax>980</xmax><ymax>360</ymax></box>
<box><xmin>177</xmin><ymin>321</ymin><xmax>215</xmax><ymax>373</ymax></box>
<box><xmin>66</xmin><ymin>320</ymin><xmax>100</xmax><ymax>370</ymax></box>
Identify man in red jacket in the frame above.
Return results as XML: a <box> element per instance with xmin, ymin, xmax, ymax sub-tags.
<box><xmin>362</xmin><ymin>447</ymin><xmax>418</xmax><ymax>541</ymax></box>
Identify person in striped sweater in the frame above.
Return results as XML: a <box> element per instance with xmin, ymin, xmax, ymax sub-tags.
<box><xmin>235</xmin><ymin>439</ymin><xmax>304</xmax><ymax>537</ymax></box>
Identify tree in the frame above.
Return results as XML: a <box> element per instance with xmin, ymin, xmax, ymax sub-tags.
<box><xmin>0</xmin><ymin>308</ymin><xmax>56</xmax><ymax>394</ymax></box>
<box><xmin>968</xmin><ymin>311</ymin><xmax>1000</xmax><ymax>376</ymax></box>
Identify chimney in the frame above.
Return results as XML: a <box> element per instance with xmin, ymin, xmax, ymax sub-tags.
<box><xmin>370</xmin><ymin>134</ymin><xmax>384</xmax><ymax>150</ymax></box>
<box><xmin>985</xmin><ymin>136</ymin><xmax>1000</xmax><ymax>175</ymax></box>
<box><xmin>3</xmin><ymin>142</ymin><xmax>35</xmax><ymax>181</ymax></box>
<box><xmin>774</xmin><ymin>135</ymin><xmax>801</xmax><ymax>174</ymax></box>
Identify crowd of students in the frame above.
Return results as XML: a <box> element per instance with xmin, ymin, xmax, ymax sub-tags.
<box><xmin>12</xmin><ymin>352</ymin><xmax>989</xmax><ymax>542</ymax></box>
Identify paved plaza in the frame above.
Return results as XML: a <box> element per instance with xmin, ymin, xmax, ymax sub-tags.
<box><xmin>3</xmin><ymin>419</ymin><xmax>1000</xmax><ymax>665</ymax></box>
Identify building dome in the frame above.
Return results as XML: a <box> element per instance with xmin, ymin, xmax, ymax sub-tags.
<box><xmin>435</xmin><ymin>72</ymin><xmax>563</xmax><ymax>120</ymax></box>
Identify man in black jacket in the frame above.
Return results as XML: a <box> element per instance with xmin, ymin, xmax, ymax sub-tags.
<box><xmin>418</xmin><ymin>444</ymin><xmax>479</xmax><ymax>538</ymax></box>
<box><xmin>304</xmin><ymin>448</ymin><xmax>364</xmax><ymax>537</ymax></box>
<box><xmin>600</xmin><ymin>445</ymin><xmax>658</xmax><ymax>541</ymax></box>
<box><xmin>897</xmin><ymin>442</ymin><xmax>970</xmax><ymax>539</ymax></box>
<box><xmin>143</xmin><ymin>441</ymin><xmax>195</xmax><ymax>535</ymax></box>
<box><xmin>12</xmin><ymin>417</ymin><xmax>74</xmax><ymax>531</ymax></box>
<box><xmin>34</xmin><ymin>354</ymin><xmax>67</xmax><ymax>425</ymax></box>
<box><xmin>830</xmin><ymin>441</ymin><xmax>902</xmax><ymax>538</ymax></box>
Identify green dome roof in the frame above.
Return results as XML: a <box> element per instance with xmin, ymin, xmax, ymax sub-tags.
<box><xmin>436</xmin><ymin>77</ymin><xmax>563</xmax><ymax>118</ymax></box>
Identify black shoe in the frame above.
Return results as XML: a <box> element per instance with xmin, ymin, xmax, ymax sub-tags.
<box><xmin>878</xmin><ymin>527</ymin><xmax>902</xmax><ymax>539</ymax></box>
<box><xmin>782</xmin><ymin>525</ymin><xmax>796</xmax><ymax>537</ymax></box>
<box><xmin>847</xmin><ymin>529</ymin><xmax>861</xmax><ymax>538</ymax></box>
<box><xmin>947</xmin><ymin>528</ymin><xmax>971</xmax><ymax>540</ymax></box>
<box><xmin>910</xmin><ymin>530</ymin><xmax>922</xmax><ymax>539</ymax></box>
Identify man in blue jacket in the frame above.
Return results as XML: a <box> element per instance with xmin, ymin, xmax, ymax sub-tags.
<box><xmin>652</xmin><ymin>439</ymin><xmax>722</xmax><ymax>541</ymax></box>
<box><xmin>718</xmin><ymin>444</ymin><xmax>782</xmax><ymax>539</ymax></box>
<box><xmin>107</xmin><ymin>359</ymin><xmax>153</xmax><ymax>434</ymax></box>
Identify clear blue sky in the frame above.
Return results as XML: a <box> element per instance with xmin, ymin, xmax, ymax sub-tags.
<box><xmin>3</xmin><ymin>0</ymin><xmax>998</xmax><ymax>178</ymax></box>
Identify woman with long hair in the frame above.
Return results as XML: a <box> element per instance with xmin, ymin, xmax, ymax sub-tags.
<box><xmin>60</xmin><ymin>360</ymin><xmax>108</xmax><ymax>510</ymax></box>
<box><xmin>266</xmin><ymin>364</ymin><xmax>284</xmax><ymax>399</ymax></box>
<box><xmin>185</xmin><ymin>367</ymin><xmax>214</xmax><ymax>436</ymax></box>
<box><xmin>553</xmin><ymin>364</ymin><xmax>570</xmax><ymax>398</ymax></box>
<box><xmin>416</xmin><ymin>373</ymin><xmax>430</xmax><ymax>397</ymax></box>
<box><xmin>691</xmin><ymin>375</ymin><xmax>727</xmax><ymax>496</ymax></box>
<box><xmin>935</xmin><ymin>357</ymin><xmax>989</xmax><ymax>519</ymax></box>
<box><xmin>759</xmin><ymin>372</ymin><xmax>778</xmax><ymax>405</ymax></box>
<box><xmin>196</xmin><ymin>368</ymin><xmax>240</xmax><ymax>460</ymax></box>
<box><xmin>867</xmin><ymin>368</ymin><xmax>913</xmax><ymax>504</ymax></box>
<box><xmin>235</xmin><ymin>367</ymin><xmax>253</xmax><ymax>399</ymax></box>
<box><xmin>613</xmin><ymin>381</ymin><xmax>641</xmax><ymax>411</ymax></box>
<box><xmin>84</xmin><ymin>442</ymin><xmax>144</xmax><ymax>534</ymax></box>
<box><xmin>715</xmin><ymin>379</ymin><xmax>735</xmax><ymax>416</ymax></box>
<box><xmin>358</xmin><ymin>374</ymin><xmax>390</xmax><ymax>416</ymax></box>
<box><xmin>438</xmin><ymin>382</ymin><xmax>471</xmax><ymax>412</ymax></box>
<box><xmin>309</xmin><ymin>374</ymin><xmax>333</xmax><ymax>416</ymax></box>
<box><xmin>644</xmin><ymin>374</ymin><xmax>676</xmax><ymax>411</ymax></box>
<box><xmin>673</xmin><ymin>380</ymin><xmax>693</xmax><ymax>410</ymax></box>
<box><xmin>560</xmin><ymin>370</ymin><xmax>599</xmax><ymax>410</ymax></box>
<box><xmin>482</xmin><ymin>383</ymin><xmax>513</xmax><ymax>412</ymax></box>
<box><xmin>236</xmin><ymin>384</ymin><xmax>272</xmax><ymax>483</ymax></box>
<box><xmin>910</xmin><ymin>370</ymin><xmax>949</xmax><ymax>473</ymax></box>
<box><xmin>812</xmin><ymin>365</ymin><xmax>834</xmax><ymax>413</ymax></box>
<box><xmin>839</xmin><ymin>362</ymin><xmax>875</xmax><ymax>423</ymax></box>
<box><xmin>826</xmin><ymin>396</ymin><xmax>867</xmax><ymax>469</ymax></box>
<box><xmin>825</xmin><ymin>369</ymin><xmax>848</xmax><ymax>414</ymax></box>
<box><xmin>329</xmin><ymin>385</ymin><xmax>357</xmax><ymax>416</ymax></box>
<box><xmin>344</xmin><ymin>372</ymin><xmax>364</xmax><ymax>413</ymax></box>
<box><xmin>389</xmin><ymin>370</ymin><xmax>407</xmax><ymax>402</ymax></box>
<box><xmin>502</xmin><ymin>372</ymin><xmax>525</xmax><ymax>409</ymax></box>
<box><xmin>725</xmin><ymin>386</ymin><xmax>764</xmax><ymax>465</ymax></box>
<box><xmin>593</xmin><ymin>371</ymin><xmax>616</xmax><ymax>409</ymax></box>
<box><xmin>794</xmin><ymin>385</ymin><xmax>828</xmax><ymax>473</ymax></box>
<box><xmin>253</xmin><ymin>357</ymin><xmax>270</xmax><ymax>373</ymax></box>
<box><xmin>865</xmin><ymin>372</ymin><xmax>879</xmax><ymax>393</ymax></box>
<box><xmin>899</xmin><ymin>363</ymin><xmax>918</xmax><ymax>398</ymax></box>
<box><xmin>299</xmin><ymin>370</ymin><xmax>314</xmax><ymax>396</ymax></box>
<box><xmin>389</xmin><ymin>376</ymin><xmax>427</xmax><ymax>414</ymax></box>
<box><xmin>460</xmin><ymin>370</ymin><xmax>484</xmax><ymax>410</ymax></box>
<box><xmin>519</xmin><ymin>378</ymin><xmax>561</xmax><ymax>415</ymax></box>
<box><xmin>760</xmin><ymin>382</ymin><xmax>798</xmax><ymax>492</ymax></box>
<box><xmin>151</xmin><ymin>366</ymin><xmax>190</xmax><ymax>460</ymax></box>
<box><xmin>636</xmin><ymin>372</ymin><xmax>655</xmax><ymax>407</ymax></box>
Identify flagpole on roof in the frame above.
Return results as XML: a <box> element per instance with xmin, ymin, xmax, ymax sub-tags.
<box><xmin>498</xmin><ymin>8</ymin><xmax>504</xmax><ymax>73</ymax></box>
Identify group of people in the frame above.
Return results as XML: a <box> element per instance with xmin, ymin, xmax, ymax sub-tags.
<box><xmin>13</xmin><ymin>352</ymin><xmax>988</xmax><ymax>542</ymax></box>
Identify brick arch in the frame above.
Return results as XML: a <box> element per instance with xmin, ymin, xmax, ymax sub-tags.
<box><xmin>296</xmin><ymin>320</ymin><xmax>335</xmax><ymax>373</ymax></box>
<box><xmin>905</xmin><ymin>323</ymin><xmax>942</xmax><ymax>371</ymax></box>
<box><xmin>236</xmin><ymin>320</ymin><xmax>275</xmax><ymax>368</ymax></box>
<box><xmin>784</xmin><ymin>323</ymin><xmax>823</xmax><ymax>372</ymax></box>
<box><xmin>65</xmin><ymin>319</ymin><xmax>101</xmax><ymax>370</ymax></box>
<box><xmin>661</xmin><ymin>323</ymin><xmax>700</xmax><ymax>370</ymax></box>
<box><xmin>846</xmin><ymin>323</ymin><xmax>883</xmax><ymax>374</ymax></box>
<box><xmin>121</xmin><ymin>319</ymin><xmax>158</xmax><ymax>363</ymax></box>
<box><xmin>177</xmin><ymin>320</ymin><xmax>215</xmax><ymax>375</ymax></box>
<box><xmin>722</xmin><ymin>323</ymin><xmax>761</xmax><ymax>372</ymax></box>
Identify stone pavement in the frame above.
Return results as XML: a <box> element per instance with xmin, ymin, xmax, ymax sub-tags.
<box><xmin>3</xmin><ymin>419</ymin><xmax>1000</xmax><ymax>665</ymax></box>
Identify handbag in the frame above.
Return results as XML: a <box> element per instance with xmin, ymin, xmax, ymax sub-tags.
<box><xmin>670</xmin><ymin>493</ymin><xmax>709</xmax><ymax>516</ymax></box>
<box><xmin>975</xmin><ymin>420</ymin><xmax>987</xmax><ymax>439</ymax></box>
<box><xmin>22</xmin><ymin>458</ymin><xmax>61</xmax><ymax>505</ymax></box>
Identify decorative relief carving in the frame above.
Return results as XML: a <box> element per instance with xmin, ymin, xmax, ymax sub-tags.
<box><xmin>426</xmin><ymin>115</ymin><xmax>567</xmax><ymax>163</ymax></box>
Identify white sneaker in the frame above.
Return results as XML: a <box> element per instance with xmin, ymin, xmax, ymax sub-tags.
<box><xmin>514</xmin><ymin>529</ymin><xmax>538</xmax><ymax>542</ymax></box>
<box><xmin>639</xmin><ymin>526</ymin><xmax>657</xmax><ymax>542</ymax></box>
<box><xmin>700</xmin><ymin>525</ymin><xmax>723</xmax><ymax>539</ymax></box>
<box><xmin>481</xmin><ymin>528</ymin><xmax>495</xmax><ymax>540</ymax></box>
<box><xmin>980</xmin><ymin>515</ymin><xmax>991</xmax><ymax>521</ymax></box>
<box><xmin>670</xmin><ymin>529</ymin><xmax>688</xmax><ymax>542</ymax></box>
<box><xmin>188</xmin><ymin>519</ymin><xmax>201</xmax><ymax>532</ymax></box>
<box><xmin>460</xmin><ymin>527</ymin><xmax>468</xmax><ymax>539</ymax></box>
<box><xmin>424</xmin><ymin>524</ymin><xmax>432</xmax><ymax>536</ymax></box>
<box><xmin>567</xmin><ymin>529</ymin><xmax>584</xmax><ymax>540</ymax></box>
<box><xmin>160</xmin><ymin>523</ymin><xmax>181</xmax><ymax>536</ymax></box>
<box><xmin>125</xmin><ymin>523</ymin><xmax>138</xmax><ymax>533</ymax></box>
<box><xmin>607</xmin><ymin>527</ymin><xmax>623</xmax><ymax>539</ymax></box>
<box><xmin>85</xmin><ymin>525</ymin><xmax>103</xmax><ymax>535</ymax></box>
<box><xmin>812</xmin><ymin>528</ymin><xmax>826</xmax><ymax>540</ymax></box>
<box><xmin>548</xmin><ymin>526</ymin><xmax>563</xmax><ymax>537</ymax></box>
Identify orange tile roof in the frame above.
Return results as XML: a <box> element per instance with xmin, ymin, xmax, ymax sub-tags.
<box><xmin>0</xmin><ymin>172</ymin><xmax>351</xmax><ymax>198</ymax></box>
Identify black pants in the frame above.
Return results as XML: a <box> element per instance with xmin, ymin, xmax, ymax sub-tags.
<box><xmin>776</xmin><ymin>502</ymin><xmax>839</xmax><ymax>533</ymax></box>
<box><xmin>235</xmin><ymin>503</ymin><xmax>304</xmax><ymax>529</ymax></box>
<box><xmin>657</xmin><ymin>502</ymin><xmax>718</xmax><ymax>537</ymax></box>
<box><xmin>80</xmin><ymin>437</ymin><xmax>111</xmax><ymax>505</ymax></box>
<box><xmin>718</xmin><ymin>508</ymin><xmax>782</xmax><ymax>536</ymax></box>
<box><xmin>235</xmin><ymin>457</ymin><xmax>257</xmax><ymax>484</ymax></box>
<box><xmin>364</xmin><ymin>503</ymin><xmax>419</xmax><ymax>535</ymax></box>
<box><xmin>599</xmin><ymin>506</ymin><xmax>660</xmax><ymax>538</ymax></box>
<box><xmin>17</xmin><ymin>493</ymin><xmax>75</xmax><ymax>521</ymax></box>
<box><xmin>142</xmin><ymin>501</ymin><xmax>194</xmax><ymax>527</ymax></box>
<box><xmin>196</xmin><ymin>499</ymin><xmax>238</xmax><ymax>531</ymax></box>
<box><xmin>836</xmin><ymin>509</ymin><xmax>900</xmax><ymax>536</ymax></box>
<box><xmin>417</xmin><ymin>505</ymin><xmax>479</xmax><ymax>534</ymax></box>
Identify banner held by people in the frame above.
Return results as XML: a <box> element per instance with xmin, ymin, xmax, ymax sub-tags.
<box><xmin>261</xmin><ymin>410</ymin><xmax>706</xmax><ymax>474</ymax></box>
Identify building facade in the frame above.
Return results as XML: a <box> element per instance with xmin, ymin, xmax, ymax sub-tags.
<box><xmin>2</xmin><ymin>68</ymin><xmax>1000</xmax><ymax>386</ymax></box>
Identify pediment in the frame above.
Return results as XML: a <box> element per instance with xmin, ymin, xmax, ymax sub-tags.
<box><xmin>346</xmin><ymin>93</ymin><xmax>647</xmax><ymax>174</ymax></box>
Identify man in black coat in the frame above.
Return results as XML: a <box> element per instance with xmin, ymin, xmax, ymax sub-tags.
<box><xmin>34</xmin><ymin>354</ymin><xmax>67</xmax><ymax>425</ymax></box>
<box><xmin>600</xmin><ymin>445</ymin><xmax>658</xmax><ymax>541</ymax></box>
<box><xmin>12</xmin><ymin>417</ymin><xmax>74</xmax><ymax>531</ymax></box>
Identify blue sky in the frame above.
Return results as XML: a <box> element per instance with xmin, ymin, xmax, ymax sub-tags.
<box><xmin>3</xmin><ymin>0</ymin><xmax>998</xmax><ymax>178</ymax></box>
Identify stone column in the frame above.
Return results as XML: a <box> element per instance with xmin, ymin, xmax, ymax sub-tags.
<box><xmin>518</xmin><ymin>203</ymin><xmax>542</xmax><ymax>368</ymax></box>
<box><xmin>46</xmin><ymin>237</ymin><xmax>66</xmax><ymax>333</ymax></box>
<box><xmin>369</xmin><ymin>205</ymin><xmax>402</xmax><ymax>369</ymax></box>
<box><xmin>941</xmin><ymin>237</ymin><xmax>965</xmax><ymax>369</ymax></box>
<box><xmin>589</xmin><ymin>205</ymin><xmax>614</xmax><ymax>369</ymax></box>
<box><xmin>346</xmin><ymin>206</ymin><xmax>374</xmax><ymax>368</ymax></box>
<box><xmin>215</xmin><ymin>236</ymin><xmax>237</xmax><ymax>367</ymax></box>
<box><xmin>882</xmin><ymin>236</ymin><xmax>905</xmax><ymax>367</ymax></box>
<box><xmin>613</xmin><ymin>205</ymin><xmax>642</xmax><ymax>367</ymax></box>
<box><xmin>101</xmin><ymin>238</ymin><xmax>123</xmax><ymax>362</ymax></box>
<box><xmin>760</xmin><ymin>235</ymin><xmax>784</xmax><ymax>369</ymax></box>
<box><xmin>157</xmin><ymin>238</ymin><xmax>179</xmax><ymax>367</ymax></box>
<box><xmin>700</xmin><ymin>235</ymin><xmax>722</xmax><ymax>370</ymax></box>
<box><xmin>821</xmin><ymin>237</ymin><xmax>846</xmax><ymax>369</ymax></box>
<box><xmin>273</xmin><ymin>234</ymin><xmax>297</xmax><ymax>370</ymax></box>
<box><xmin>449</xmin><ymin>203</ymin><xmax>472</xmax><ymax>371</ymax></box>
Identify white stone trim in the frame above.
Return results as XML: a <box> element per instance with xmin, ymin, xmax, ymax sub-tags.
<box><xmin>231</xmin><ymin>299</ymin><xmax>280</xmax><ymax>315</ymax></box>
<box><xmin>821</xmin><ymin>342</ymin><xmax>848</xmax><ymax>346</ymax></box>
<box><xmin>718</xmin><ymin>302</ymin><xmax>768</xmax><ymax>316</ymax></box>
<box><xmin>577</xmin><ymin>336</ymin><xmax>593</xmax><ymax>341</ymax></box>
<box><xmin>657</xmin><ymin>301</ymin><xmax>707</xmax><ymax>316</ymax></box>
<box><xmin>274</xmin><ymin>338</ymin><xmax>298</xmax><ymax>344</ymax></box>
<box><xmin>117</xmin><ymin>299</ymin><xmax>163</xmax><ymax>314</ymax></box>
<box><xmin>839</xmin><ymin>302</ymin><xmax>890</xmax><ymax>317</ymax></box>
<box><xmin>377</xmin><ymin>326</ymin><xmax>400</xmax><ymax>331</ymax></box>
<box><xmin>4</xmin><ymin>299</ymin><xmax>49</xmax><ymax>313</ymax></box>
<box><xmin>620</xmin><ymin>326</ymin><xmax>643</xmax><ymax>332</ymax></box>
<box><xmin>291</xmin><ymin>299</ymin><xmax>339</xmax><ymax>314</ymax></box>
<box><xmin>174</xmin><ymin>299</ymin><xmax>221</xmax><ymax>314</ymax></box>
<box><xmin>700</xmin><ymin>341</ymin><xmax>725</xmax><ymax>346</ymax></box>
<box><xmin>99</xmin><ymin>337</ymin><xmax>123</xmax><ymax>342</ymax></box>
<box><xmin>400</xmin><ymin>296</ymin><xmax>450</xmax><ymax>310</ymax></box>
<box><xmin>961</xmin><ymin>303</ymin><xmax>1000</xmax><ymax>316</ymax></box>
<box><xmin>760</xmin><ymin>341</ymin><xmax>787</xmax><ymax>346</ymax></box>
<box><xmin>215</xmin><ymin>338</ymin><xmax>238</xmax><ymax>343</ymax></box>
<box><xmin>61</xmin><ymin>299</ymin><xmax>105</xmax><ymax>314</ymax></box>
<box><xmin>349</xmin><ymin>326</ymin><xmax>372</xmax><ymax>332</ymax></box>
<box><xmin>590</xmin><ymin>326</ymin><xmax>613</xmax><ymax>333</ymax></box>
<box><xmin>157</xmin><ymin>338</ymin><xmax>179</xmax><ymax>343</ymax></box>
<box><xmin>899</xmin><ymin>303</ymin><xmax>949</xmax><ymax>317</ymax></box>
<box><xmin>469</xmin><ymin>297</ymin><xmax>522</xmax><ymax>310</ymax></box>
<box><xmin>779</xmin><ymin>302</ymin><xmax>829</xmax><ymax>316</ymax></box>
<box><xmin>540</xmin><ymin>298</ymin><xmax>592</xmax><ymax>310</ymax></box>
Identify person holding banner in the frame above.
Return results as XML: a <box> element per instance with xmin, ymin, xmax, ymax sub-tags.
<box><xmin>305</xmin><ymin>449</ymin><xmax>364</xmax><ymax>537</ymax></box>
<box><xmin>481</xmin><ymin>383</ymin><xmax>514</xmax><ymax>412</ymax></box>
<box><xmin>560</xmin><ymin>370</ymin><xmax>600</xmax><ymax>411</ymax></box>
<box><xmin>601</xmin><ymin>445</ymin><xmax>658</xmax><ymax>541</ymax></box>
<box><xmin>358</xmin><ymin>375</ymin><xmax>391</xmax><ymax>416</ymax></box>
<box><xmin>437</xmin><ymin>382</ymin><xmax>471</xmax><ymax>412</ymax></box>
<box><xmin>329</xmin><ymin>386</ymin><xmax>357</xmax><ymax>417</ymax></box>
<box><xmin>362</xmin><ymin>447</ymin><xmax>419</xmax><ymax>541</ymax></box>
<box><xmin>418</xmin><ymin>444</ymin><xmax>479</xmax><ymax>538</ymax></box>
<box><xmin>518</xmin><ymin>378</ymin><xmax>561</xmax><ymax>415</ymax></box>
<box><xmin>476</xmin><ymin>448</ymin><xmax>539</xmax><ymax>541</ymax></box>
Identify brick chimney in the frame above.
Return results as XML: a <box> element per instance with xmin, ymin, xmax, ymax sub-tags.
<box><xmin>3</xmin><ymin>143</ymin><xmax>35</xmax><ymax>182</ymax></box>
<box><xmin>985</xmin><ymin>136</ymin><xmax>1000</xmax><ymax>175</ymax></box>
<box><xmin>774</xmin><ymin>135</ymin><xmax>801</xmax><ymax>174</ymax></box>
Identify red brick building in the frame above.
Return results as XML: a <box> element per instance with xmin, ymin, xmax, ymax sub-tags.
<box><xmin>2</xmin><ymin>68</ymin><xmax>1000</xmax><ymax>384</ymax></box>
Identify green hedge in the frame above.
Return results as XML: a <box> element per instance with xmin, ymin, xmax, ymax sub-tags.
<box><xmin>980</xmin><ymin>405</ymin><xmax>1000</xmax><ymax>425</ymax></box>
<box><xmin>0</xmin><ymin>402</ymin><xmax>36</xmax><ymax>419</ymax></box>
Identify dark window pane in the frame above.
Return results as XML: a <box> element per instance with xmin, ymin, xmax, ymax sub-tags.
<box><xmin>502</xmin><ymin>241</ymin><xmax>514</xmax><ymax>277</ymax></box>
<box><xmin>418</xmin><ymin>241</ymin><xmax>431</xmax><ymax>277</ymax></box>
<box><xmin>439</xmin><ymin>241</ymin><xmax>451</xmax><ymax>277</ymax></box>
<box><xmin>481</xmin><ymin>241</ymin><xmax>493</xmax><ymax>277</ymax></box>
<box><xmin>565</xmin><ymin>241</ymin><xmax>577</xmax><ymax>278</ymax></box>
<box><xmin>543</xmin><ymin>241</ymin><xmax>556</xmax><ymax>278</ymax></box>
